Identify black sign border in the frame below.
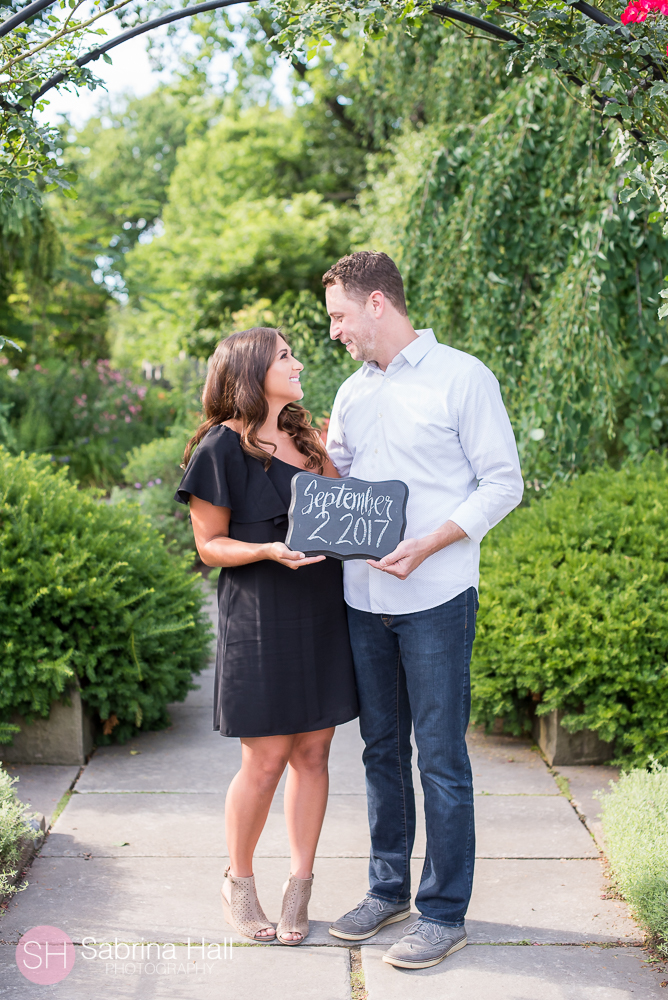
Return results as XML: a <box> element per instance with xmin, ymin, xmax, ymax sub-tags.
<box><xmin>286</xmin><ymin>473</ymin><xmax>409</xmax><ymax>561</ymax></box>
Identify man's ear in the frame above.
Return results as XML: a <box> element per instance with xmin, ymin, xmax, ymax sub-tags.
<box><xmin>368</xmin><ymin>290</ymin><xmax>385</xmax><ymax>316</ymax></box>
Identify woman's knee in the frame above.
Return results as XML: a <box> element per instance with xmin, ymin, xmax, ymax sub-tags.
<box><xmin>289</xmin><ymin>735</ymin><xmax>332</xmax><ymax>774</ymax></box>
<box><xmin>242</xmin><ymin>750</ymin><xmax>289</xmax><ymax>789</ymax></box>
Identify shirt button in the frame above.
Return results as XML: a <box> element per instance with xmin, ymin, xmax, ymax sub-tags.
<box><xmin>374</xmin><ymin>449</ymin><xmax>378</xmax><ymax>454</ymax></box>
<box><xmin>378</xmin><ymin>412</ymin><xmax>382</xmax><ymax>418</ymax></box>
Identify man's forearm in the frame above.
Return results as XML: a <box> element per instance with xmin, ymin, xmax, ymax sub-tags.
<box><xmin>418</xmin><ymin>519</ymin><xmax>467</xmax><ymax>558</ymax></box>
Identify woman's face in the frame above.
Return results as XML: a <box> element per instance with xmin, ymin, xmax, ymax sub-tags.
<box><xmin>264</xmin><ymin>336</ymin><xmax>304</xmax><ymax>406</ymax></box>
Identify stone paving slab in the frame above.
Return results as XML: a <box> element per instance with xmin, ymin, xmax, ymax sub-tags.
<box><xmin>0</xmin><ymin>856</ymin><xmax>635</xmax><ymax>947</ymax></box>
<box><xmin>0</xmin><ymin>945</ymin><xmax>350</xmax><ymax>1000</ymax></box>
<box><xmin>2</xmin><ymin>764</ymin><xmax>79</xmax><ymax>826</ymax></box>
<box><xmin>75</xmin><ymin>670</ymin><xmax>245</xmax><ymax>795</ymax></box>
<box><xmin>76</xmin><ymin>683</ymin><xmax>554</xmax><ymax>801</ymax></box>
<box><xmin>473</xmin><ymin>794</ymin><xmax>598</xmax><ymax>858</ymax></box>
<box><xmin>362</xmin><ymin>945</ymin><xmax>664</xmax><ymax>999</ymax></box>
<box><xmin>468</xmin><ymin>728</ymin><xmax>560</xmax><ymax>796</ymax></box>
<box><xmin>39</xmin><ymin>787</ymin><xmax>595</xmax><ymax>860</ymax></box>
<box><xmin>553</xmin><ymin>764</ymin><xmax>620</xmax><ymax>849</ymax></box>
<box><xmin>467</xmin><ymin>859</ymin><xmax>638</xmax><ymax>944</ymax></box>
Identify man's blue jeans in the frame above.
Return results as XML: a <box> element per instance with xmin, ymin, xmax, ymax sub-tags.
<box><xmin>346</xmin><ymin>587</ymin><xmax>478</xmax><ymax>927</ymax></box>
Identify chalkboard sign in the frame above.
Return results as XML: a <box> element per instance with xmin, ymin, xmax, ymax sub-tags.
<box><xmin>286</xmin><ymin>473</ymin><xmax>409</xmax><ymax>561</ymax></box>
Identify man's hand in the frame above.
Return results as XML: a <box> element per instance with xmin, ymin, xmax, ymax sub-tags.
<box><xmin>367</xmin><ymin>520</ymin><xmax>467</xmax><ymax>580</ymax></box>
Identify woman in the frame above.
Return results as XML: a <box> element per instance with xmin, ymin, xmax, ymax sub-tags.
<box><xmin>175</xmin><ymin>327</ymin><xmax>358</xmax><ymax>946</ymax></box>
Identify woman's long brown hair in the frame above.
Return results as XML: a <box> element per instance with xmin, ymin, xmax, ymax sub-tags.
<box><xmin>183</xmin><ymin>327</ymin><xmax>329</xmax><ymax>472</ymax></box>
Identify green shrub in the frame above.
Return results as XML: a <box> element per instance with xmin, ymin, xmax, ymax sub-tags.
<box><xmin>600</xmin><ymin>762</ymin><xmax>668</xmax><ymax>955</ymax></box>
<box><xmin>0</xmin><ymin>358</ymin><xmax>175</xmax><ymax>487</ymax></box>
<box><xmin>0</xmin><ymin>767</ymin><xmax>38</xmax><ymax>900</ymax></box>
<box><xmin>0</xmin><ymin>448</ymin><xmax>212</xmax><ymax>744</ymax></box>
<box><xmin>472</xmin><ymin>453</ymin><xmax>668</xmax><ymax>767</ymax></box>
<box><xmin>110</xmin><ymin>428</ymin><xmax>196</xmax><ymax>560</ymax></box>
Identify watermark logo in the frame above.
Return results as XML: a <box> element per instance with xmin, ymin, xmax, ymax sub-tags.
<box><xmin>15</xmin><ymin>926</ymin><xmax>75</xmax><ymax>985</ymax></box>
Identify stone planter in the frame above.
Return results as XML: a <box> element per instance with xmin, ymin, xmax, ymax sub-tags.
<box><xmin>1</xmin><ymin>687</ymin><xmax>95</xmax><ymax>766</ymax></box>
<box><xmin>532</xmin><ymin>709</ymin><xmax>613</xmax><ymax>766</ymax></box>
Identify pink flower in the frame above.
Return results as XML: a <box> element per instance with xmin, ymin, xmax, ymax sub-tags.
<box><xmin>622</xmin><ymin>0</ymin><xmax>668</xmax><ymax>20</ymax></box>
<box><xmin>125</xmin><ymin>415</ymin><xmax>131</xmax><ymax>423</ymax></box>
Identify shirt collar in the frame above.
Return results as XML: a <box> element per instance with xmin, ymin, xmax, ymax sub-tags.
<box><xmin>363</xmin><ymin>328</ymin><xmax>437</xmax><ymax>377</ymax></box>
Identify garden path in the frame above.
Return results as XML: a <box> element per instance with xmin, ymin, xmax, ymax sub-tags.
<box><xmin>0</xmin><ymin>590</ymin><xmax>665</xmax><ymax>998</ymax></box>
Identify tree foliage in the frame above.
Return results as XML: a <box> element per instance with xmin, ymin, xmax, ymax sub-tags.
<box><xmin>112</xmin><ymin>103</ymin><xmax>360</xmax><ymax>364</ymax></box>
<box><xmin>346</xmin><ymin>24</ymin><xmax>668</xmax><ymax>481</ymax></box>
<box><xmin>271</xmin><ymin>0</ymin><xmax>668</xmax><ymax>230</ymax></box>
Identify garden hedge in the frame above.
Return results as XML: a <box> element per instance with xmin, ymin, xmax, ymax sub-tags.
<box><xmin>472</xmin><ymin>453</ymin><xmax>668</xmax><ymax>767</ymax></box>
<box><xmin>0</xmin><ymin>448</ymin><xmax>212</xmax><ymax>744</ymax></box>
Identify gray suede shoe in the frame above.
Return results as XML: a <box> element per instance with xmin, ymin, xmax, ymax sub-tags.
<box><xmin>329</xmin><ymin>895</ymin><xmax>411</xmax><ymax>941</ymax></box>
<box><xmin>382</xmin><ymin>919</ymin><xmax>467</xmax><ymax>969</ymax></box>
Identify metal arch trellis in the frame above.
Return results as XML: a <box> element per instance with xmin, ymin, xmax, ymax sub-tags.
<box><xmin>0</xmin><ymin>0</ymin><xmax>647</xmax><ymax>138</ymax></box>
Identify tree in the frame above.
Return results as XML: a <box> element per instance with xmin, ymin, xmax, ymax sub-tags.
<box><xmin>271</xmin><ymin>0</ymin><xmax>668</xmax><ymax>228</ymax></box>
<box><xmin>112</xmin><ymin>105</ymin><xmax>359</xmax><ymax>363</ymax></box>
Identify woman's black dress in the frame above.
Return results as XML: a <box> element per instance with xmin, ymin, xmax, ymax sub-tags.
<box><xmin>175</xmin><ymin>424</ymin><xmax>358</xmax><ymax>738</ymax></box>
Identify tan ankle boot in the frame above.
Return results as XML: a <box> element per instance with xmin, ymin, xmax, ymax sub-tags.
<box><xmin>277</xmin><ymin>873</ymin><xmax>313</xmax><ymax>946</ymax></box>
<box><xmin>221</xmin><ymin>867</ymin><xmax>275</xmax><ymax>941</ymax></box>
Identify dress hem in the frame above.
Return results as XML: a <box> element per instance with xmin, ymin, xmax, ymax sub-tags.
<box><xmin>213</xmin><ymin>706</ymin><xmax>359</xmax><ymax>739</ymax></box>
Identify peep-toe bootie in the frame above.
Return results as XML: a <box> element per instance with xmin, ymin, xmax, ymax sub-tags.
<box><xmin>277</xmin><ymin>873</ymin><xmax>313</xmax><ymax>946</ymax></box>
<box><xmin>221</xmin><ymin>867</ymin><xmax>276</xmax><ymax>941</ymax></box>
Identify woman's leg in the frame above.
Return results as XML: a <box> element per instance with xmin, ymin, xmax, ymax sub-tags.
<box><xmin>225</xmin><ymin>734</ymin><xmax>293</xmax><ymax>936</ymax></box>
<box><xmin>281</xmin><ymin>727</ymin><xmax>335</xmax><ymax>941</ymax></box>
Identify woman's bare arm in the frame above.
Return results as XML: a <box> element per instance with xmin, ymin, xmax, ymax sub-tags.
<box><xmin>189</xmin><ymin>496</ymin><xmax>325</xmax><ymax>570</ymax></box>
<box><xmin>322</xmin><ymin>457</ymin><xmax>340</xmax><ymax>478</ymax></box>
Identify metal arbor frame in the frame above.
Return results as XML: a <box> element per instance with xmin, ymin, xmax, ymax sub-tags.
<box><xmin>0</xmin><ymin>0</ymin><xmax>625</xmax><ymax>110</ymax></box>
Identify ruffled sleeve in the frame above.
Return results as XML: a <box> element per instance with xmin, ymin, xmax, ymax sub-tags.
<box><xmin>174</xmin><ymin>424</ymin><xmax>234</xmax><ymax>507</ymax></box>
<box><xmin>174</xmin><ymin>424</ymin><xmax>288</xmax><ymax>523</ymax></box>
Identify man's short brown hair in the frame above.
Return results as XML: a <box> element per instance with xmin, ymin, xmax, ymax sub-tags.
<box><xmin>322</xmin><ymin>251</ymin><xmax>407</xmax><ymax>316</ymax></box>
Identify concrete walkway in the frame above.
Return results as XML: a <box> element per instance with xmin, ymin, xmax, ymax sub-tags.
<box><xmin>1</xmin><ymin>594</ymin><xmax>665</xmax><ymax>998</ymax></box>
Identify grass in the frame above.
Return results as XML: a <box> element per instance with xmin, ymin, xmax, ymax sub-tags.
<box><xmin>0</xmin><ymin>766</ymin><xmax>39</xmax><ymax>900</ymax></box>
<box><xmin>600</xmin><ymin>761</ymin><xmax>668</xmax><ymax>956</ymax></box>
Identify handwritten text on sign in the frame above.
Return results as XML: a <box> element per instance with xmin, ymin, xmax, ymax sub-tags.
<box><xmin>286</xmin><ymin>473</ymin><xmax>409</xmax><ymax>561</ymax></box>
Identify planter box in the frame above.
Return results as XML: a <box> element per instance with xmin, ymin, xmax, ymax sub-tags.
<box><xmin>1</xmin><ymin>688</ymin><xmax>94</xmax><ymax>766</ymax></box>
<box><xmin>533</xmin><ymin>709</ymin><xmax>613</xmax><ymax>766</ymax></box>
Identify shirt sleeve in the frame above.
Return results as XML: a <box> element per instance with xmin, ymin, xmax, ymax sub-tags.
<box><xmin>326</xmin><ymin>385</ymin><xmax>354</xmax><ymax>477</ymax></box>
<box><xmin>447</xmin><ymin>364</ymin><xmax>524</xmax><ymax>543</ymax></box>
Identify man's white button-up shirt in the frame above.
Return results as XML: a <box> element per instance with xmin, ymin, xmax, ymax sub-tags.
<box><xmin>326</xmin><ymin>329</ymin><xmax>523</xmax><ymax>615</ymax></box>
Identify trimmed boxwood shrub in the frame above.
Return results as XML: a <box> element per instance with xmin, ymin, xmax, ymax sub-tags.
<box><xmin>0</xmin><ymin>448</ymin><xmax>212</xmax><ymax>744</ymax></box>
<box><xmin>472</xmin><ymin>453</ymin><xmax>668</xmax><ymax>767</ymax></box>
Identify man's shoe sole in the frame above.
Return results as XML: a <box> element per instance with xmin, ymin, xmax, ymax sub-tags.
<box><xmin>382</xmin><ymin>935</ymin><xmax>467</xmax><ymax>969</ymax></box>
<box><xmin>328</xmin><ymin>908</ymin><xmax>412</xmax><ymax>941</ymax></box>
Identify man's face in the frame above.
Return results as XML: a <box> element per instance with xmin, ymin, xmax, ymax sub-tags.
<box><xmin>325</xmin><ymin>281</ymin><xmax>379</xmax><ymax>363</ymax></box>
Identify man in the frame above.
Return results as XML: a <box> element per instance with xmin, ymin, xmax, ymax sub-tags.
<box><xmin>324</xmin><ymin>251</ymin><xmax>523</xmax><ymax>970</ymax></box>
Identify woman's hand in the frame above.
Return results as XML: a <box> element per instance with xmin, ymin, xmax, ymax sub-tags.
<box><xmin>268</xmin><ymin>542</ymin><xmax>326</xmax><ymax>569</ymax></box>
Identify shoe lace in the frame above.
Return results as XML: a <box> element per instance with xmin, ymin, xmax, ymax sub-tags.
<box><xmin>405</xmin><ymin>919</ymin><xmax>446</xmax><ymax>943</ymax></box>
<box><xmin>353</xmin><ymin>895</ymin><xmax>385</xmax><ymax>916</ymax></box>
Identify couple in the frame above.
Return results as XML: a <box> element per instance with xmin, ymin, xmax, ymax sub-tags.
<box><xmin>175</xmin><ymin>251</ymin><xmax>523</xmax><ymax>970</ymax></box>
